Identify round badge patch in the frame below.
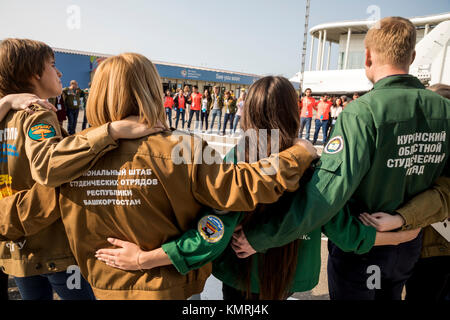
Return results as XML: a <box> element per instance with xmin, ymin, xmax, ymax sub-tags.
<box><xmin>324</xmin><ymin>136</ymin><xmax>344</xmax><ymax>154</ymax></box>
<box><xmin>28</xmin><ymin>123</ymin><xmax>56</xmax><ymax>141</ymax></box>
<box><xmin>198</xmin><ymin>215</ymin><xmax>225</xmax><ymax>243</ymax></box>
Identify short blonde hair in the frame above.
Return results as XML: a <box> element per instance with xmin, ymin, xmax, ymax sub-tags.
<box><xmin>86</xmin><ymin>53</ymin><xmax>168</xmax><ymax>129</ymax></box>
<box><xmin>364</xmin><ymin>17</ymin><xmax>416</xmax><ymax>67</ymax></box>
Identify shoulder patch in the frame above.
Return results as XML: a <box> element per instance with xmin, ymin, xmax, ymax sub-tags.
<box><xmin>324</xmin><ymin>136</ymin><xmax>344</xmax><ymax>154</ymax></box>
<box><xmin>198</xmin><ymin>215</ymin><xmax>225</xmax><ymax>243</ymax></box>
<box><xmin>28</xmin><ymin>123</ymin><xmax>56</xmax><ymax>141</ymax></box>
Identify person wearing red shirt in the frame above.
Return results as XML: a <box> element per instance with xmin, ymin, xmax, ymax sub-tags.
<box><xmin>312</xmin><ymin>94</ymin><xmax>332</xmax><ymax>145</ymax></box>
<box><xmin>298</xmin><ymin>88</ymin><xmax>317</xmax><ymax>140</ymax></box>
<box><xmin>187</xmin><ymin>85</ymin><xmax>202</xmax><ymax>131</ymax></box>
<box><xmin>164</xmin><ymin>90</ymin><xmax>174</xmax><ymax>127</ymax></box>
<box><xmin>174</xmin><ymin>88</ymin><xmax>186</xmax><ymax>129</ymax></box>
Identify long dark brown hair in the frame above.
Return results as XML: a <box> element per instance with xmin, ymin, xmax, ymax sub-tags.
<box><xmin>238</xmin><ymin>76</ymin><xmax>301</xmax><ymax>300</ymax></box>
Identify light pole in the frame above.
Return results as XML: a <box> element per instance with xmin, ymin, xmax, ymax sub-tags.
<box><xmin>300</xmin><ymin>0</ymin><xmax>311</xmax><ymax>93</ymax></box>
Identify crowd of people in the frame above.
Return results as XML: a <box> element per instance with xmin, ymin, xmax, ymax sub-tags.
<box><xmin>0</xmin><ymin>15</ymin><xmax>448</xmax><ymax>303</ymax></box>
<box><xmin>48</xmin><ymin>80</ymin><xmax>91</xmax><ymax>135</ymax></box>
<box><xmin>164</xmin><ymin>85</ymin><xmax>246</xmax><ymax>136</ymax></box>
<box><xmin>298</xmin><ymin>90</ymin><xmax>359</xmax><ymax>145</ymax></box>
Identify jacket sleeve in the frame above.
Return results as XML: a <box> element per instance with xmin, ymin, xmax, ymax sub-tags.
<box><xmin>23</xmin><ymin>107</ymin><xmax>118</xmax><ymax>187</ymax></box>
<box><xmin>0</xmin><ymin>183</ymin><xmax>61</xmax><ymax>241</ymax></box>
<box><xmin>191</xmin><ymin>141</ymin><xmax>315</xmax><ymax>212</ymax></box>
<box><xmin>161</xmin><ymin>211</ymin><xmax>241</xmax><ymax>275</ymax></box>
<box><xmin>397</xmin><ymin>176</ymin><xmax>450</xmax><ymax>230</ymax></box>
<box><xmin>322</xmin><ymin>205</ymin><xmax>377</xmax><ymax>254</ymax></box>
<box><xmin>243</xmin><ymin>106</ymin><xmax>377</xmax><ymax>252</ymax></box>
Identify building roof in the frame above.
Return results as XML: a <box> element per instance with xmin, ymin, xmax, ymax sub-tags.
<box><xmin>52</xmin><ymin>47</ymin><xmax>261</xmax><ymax>78</ymax></box>
<box><xmin>309</xmin><ymin>12</ymin><xmax>450</xmax><ymax>43</ymax></box>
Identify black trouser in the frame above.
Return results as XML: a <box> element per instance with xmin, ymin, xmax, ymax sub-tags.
<box><xmin>405</xmin><ymin>256</ymin><xmax>450</xmax><ymax>301</ymax></box>
<box><xmin>222</xmin><ymin>283</ymin><xmax>292</xmax><ymax>300</ymax></box>
<box><xmin>222</xmin><ymin>283</ymin><xmax>259</xmax><ymax>300</ymax></box>
<box><xmin>187</xmin><ymin>110</ymin><xmax>200</xmax><ymax>130</ymax></box>
<box><xmin>66</xmin><ymin>107</ymin><xmax>79</xmax><ymax>135</ymax></box>
<box><xmin>222</xmin><ymin>113</ymin><xmax>235</xmax><ymax>134</ymax></box>
<box><xmin>327</xmin><ymin>231</ymin><xmax>423</xmax><ymax>300</ymax></box>
<box><xmin>200</xmin><ymin>111</ymin><xmax>209</xmax><ymax>131</ymax></box>
<box><xmin>0</xmin><ymin>270</ymin><xmax>8</xmax><ymax>300</ymax></box>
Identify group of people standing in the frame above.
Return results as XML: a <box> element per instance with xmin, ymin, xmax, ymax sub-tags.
<box><xmin>0</xmin><ymin>15</ymin><xmax>448</xmax><ymax>303</ymax></box>
<box><xmin>48</xmin><ymin>80</ymin><xmax>90</xmax><ymax>135</ymax></box>
<box><xmin>164</xmin><ymin>85</ymin><xmax>246</xmax><ymax>135</ymax></box>
<box><xmin>298</xmin><ymin>90</ymin><xmax>359</xmax><ymax>145</ymax></box>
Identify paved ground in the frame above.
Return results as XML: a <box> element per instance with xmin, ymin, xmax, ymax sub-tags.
<box><xmin>7</xmin><ymin>109</ymin><xmax>329</xmax><ymax>300</ymax></box>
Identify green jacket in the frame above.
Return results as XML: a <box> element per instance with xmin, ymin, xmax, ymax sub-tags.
<box><xmin>244</xmin><ymin>75</ymin><xmax>450</xmax><ymax>252</ymax></box>
<box><xmin>62</xmin><ymin>87</ymin><xmax>83</xmax><ymax>109</ymax></box>
<box><xmin>224</xmin><ymin>98</ymin><xmax>237</xmax><ymax>114</ymax></box>
<box><xmin>162</xmin><ymin>148</ymin><xmax>376</xmax><ymax>294</ymax></box>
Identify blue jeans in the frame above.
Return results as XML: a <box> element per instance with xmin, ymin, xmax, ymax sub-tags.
<box><xmin>66</xmin><ymin>108</ymin><xmax>80</xmax><ymax>135</ymax></box>
<box><xmin>313</xmin><ymin>119</ymin><xmax>329</xmax><ymax>144</ymax></box>
<box><xmin>187</xmin><ymin>110</ymin><xmax>200</xmax><ymax>130</ymax></box>
<box><xmin>233</xmin><ymin>115</ymin><xmax>241</xmax><ymax>133</ymax></box>
<box><xmin>299</xmin><ymin>117</ymin><xmax>312</xmax><ymax>139</ymax></box>
<box><xmin>222</xmin><ymin>113</ymin><xmax>235</xmax><ymax>135</ymax></box>
<box><xmin>175</xmin><ymin>108</ymin><xmax>185</xmax><ymax>129</ymax></box>
<box><xmin>14</xmin><ymin>271</ymin><xmax>95</xmax><ymax>300</ymax></box>
<box><xmin>200</xmin><ymin>111</ymin><xmax>209</xmax><ymax>131</ymax></box>
<box><xmin>210</xmin><ymin>109</ymin><xmax>222</xmax><ymax>133</ymax></box>
<box><xmin>165</xmin><ymin>108</ymin><xmax>172</xmax><ymax>128</ymax></box>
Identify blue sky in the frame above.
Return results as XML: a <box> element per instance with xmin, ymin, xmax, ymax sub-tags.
<box><xmin>0</xmin><ymin>0</ymin><xmax>449</xmax><ymax>77</ymax></box>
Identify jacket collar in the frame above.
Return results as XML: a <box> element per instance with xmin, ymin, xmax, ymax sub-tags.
<box><xmin>373</xmin><ymin>74</ymin><xmax>425</xmax><ymax>90</ymax></box>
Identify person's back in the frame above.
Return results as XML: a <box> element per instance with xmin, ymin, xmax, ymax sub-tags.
<box><xmin>348</xmin><ymin>76</ymin><xmax>449</xmax><ymax>212</ymax></box>
<box><xmin>59</xmin><ymin>131</ymin><xmax>211</xmax><ymax>299</ymax></box>
<box><xmin>235</xmin><ymin>16</ymin><xmax>450</xmax><ymax>301</ymax></box>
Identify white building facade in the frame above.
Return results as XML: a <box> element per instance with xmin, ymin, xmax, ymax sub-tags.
<box><xmin>292</xmin><ymin>12</ymin><xmax>450</xmax><ymax>95</ymax></box>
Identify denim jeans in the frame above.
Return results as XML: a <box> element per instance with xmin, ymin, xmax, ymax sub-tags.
<box><xmin>175</xmin><ymin>108</ymin><xmax>185</xmax><ymax>129</ymax></box>
<box><xmin>165</xmin><ymin>107</ymin><xmax>172</xmax><ymax>128</ymax></box>
<box><xmin>299</xmin><ymin>117</ymin><xmax>312</xmax><ymax>139</ymax></box>
<box><xmin>313</xmin><ymin>119</ymin><xmax>329</xmax><ymax>144</ymax></box>
<box><xmin>210</xmin><ymin>109</ymin><xmax>222</xmax><ymax>133</ymax></box>
<box><xmin>66</xmin><ymin>107</ymin><xmax>80</xmax><ymax>135</ymax></box>
<box><xmin>222</xmin><ymin>113</ymin><xmax>235</xmax><ymax>135</ymax></box>
<box><xmin>14</xmin><ymin>271</ymin><xmax>95</xmax><ymax>300</ymax></box>
<box><xmin>187</xmin><ymin>110</ymin><xmax>200</xmax><ymax>130</ymax></box>
<box><xmin>233</xmin><ymin>115</ymin><xmax>241</xmax><ymax>133</ymax></box>
<box><xmin>200</xmin><ymin>111</ymin><xmax>209</xmax><ymax>131</ymax></box>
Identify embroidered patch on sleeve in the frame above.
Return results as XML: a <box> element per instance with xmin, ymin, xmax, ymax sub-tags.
<box><xmin>28</xmin><ymin>123</ymin><xmax>57</xmax><ymax>141</ymax></box>
<box><xmin>198</xmin><ymin>215</ymin><xmax>225</xmax><ymax>243</ymax></box>
<box><xmin>324</xmin><ymin>136</ymin><xmax>344</xmax><ymax>154</ymax></box>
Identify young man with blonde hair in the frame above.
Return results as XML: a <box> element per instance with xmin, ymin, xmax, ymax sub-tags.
<box><xmin>230</xmin><ymin>16</ymin><xmax>450</xmax><ymax>300</ymax></box>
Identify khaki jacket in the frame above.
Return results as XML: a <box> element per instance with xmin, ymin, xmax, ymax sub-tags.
<box><xmin>0</xmin><ymin>106</ymin><xmax>117</xmax><ymax>277</ymax></box>
<box><xmin>0</xmin><ymin>129</ymin><xmax>314</xmax><ymax>299</ymax></box>
<box><xmin>397</xmin><ymin>177</ymin><xmax>450</xmax><ymax>258</ymax></box>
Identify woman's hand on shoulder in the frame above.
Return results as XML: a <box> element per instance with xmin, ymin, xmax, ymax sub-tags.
<box><xmin>1</xmin><ymin>93</ymin><xmax>57</xmax><ymax>114</ymax></box>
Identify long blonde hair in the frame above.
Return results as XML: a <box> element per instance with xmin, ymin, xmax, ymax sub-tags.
<box><xmin>87</xmin><ymin>53</ymin><xmax>168</xmax><ymax>129</ymax></box>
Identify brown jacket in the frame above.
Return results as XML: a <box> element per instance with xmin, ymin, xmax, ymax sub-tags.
<box><xmin>0</xmin><ymin>106</ymin><xmax>117</xmax><ymax>277</ymax></box>
<box><xmin>397</xmin><ymin>176</ymin><xmax>450</xmax><ymax>258</ymax></box>
<box><xmin>0</xmin><ymin>129</ymin><xmax>314</xmax><ymax>299</ymax></box>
